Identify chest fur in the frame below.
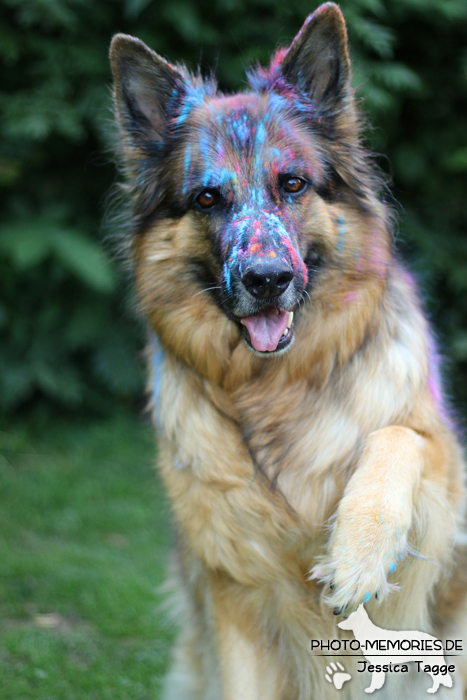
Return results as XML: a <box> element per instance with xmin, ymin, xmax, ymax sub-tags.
<box><xmin>150</xmin><ymin>311</ymin><xmax>427</xmax><ymax>581</ymax></box>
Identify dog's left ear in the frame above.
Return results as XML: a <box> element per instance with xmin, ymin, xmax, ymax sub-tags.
<box><xmin>279</xmin><ymin>3</ymin><xmax>353</xmax><ymax>116</ymax></box>
<box><xmin>110</xmin><ymin>34</ymin><xmax>187</xmax><ymax>147</ymax></box>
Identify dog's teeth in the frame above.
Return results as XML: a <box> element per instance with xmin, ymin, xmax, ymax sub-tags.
<box><xmin>281</xmin><ymin>313</ymin><xmax>294</xmax><ymax>339</ymax></box>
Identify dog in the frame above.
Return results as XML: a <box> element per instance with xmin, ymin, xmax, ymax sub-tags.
<box><xmin>110</xmin><ymin>3</ymin><xmax>467</xmax><ymax>698</ymax></box>
<box><xmin>339</xmin><ymin>605</ymin><xmax>453</xmax><ymax>694</ymax></box>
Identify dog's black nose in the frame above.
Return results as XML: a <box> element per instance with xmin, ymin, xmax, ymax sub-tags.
<box><xmin>242</xmin><ymin>262</ymin><xmax>293</xmax><ymax>299</ymax></box>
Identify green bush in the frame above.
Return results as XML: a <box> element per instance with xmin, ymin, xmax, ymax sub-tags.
<box><xmin>1</xmin><ymin>0</ymin><xmax>466</xmax><ymax>415</ymax></box>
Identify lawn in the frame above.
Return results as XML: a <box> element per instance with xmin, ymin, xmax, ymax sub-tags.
<box><xmin>0</xmin><ymin>412</ymin><xmax>174</xmax><ymax>699</ymax></box>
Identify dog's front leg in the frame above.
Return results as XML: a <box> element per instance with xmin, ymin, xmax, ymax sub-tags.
<box><xmin>209</xmin><ymin>575</ymin><xmax>279</xmax><ymax>700</ymax></box>
<box><xmin>310</xmin><ymin>426</ymin><xmax>449</xmax><ymax>611</ymax></box>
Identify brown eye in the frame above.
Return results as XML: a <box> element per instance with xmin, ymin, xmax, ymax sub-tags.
<box><xmin>283</xmin><ymin>177</ymin><xmax>306</xmax><ymax>194</ymax></box>
<box><xmin>196</xmin><ymin>188</ymin><xmax>219</xmax><ymax>209</ymax></box>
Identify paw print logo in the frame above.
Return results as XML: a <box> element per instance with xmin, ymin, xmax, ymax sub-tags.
<box><xmin>325</xmin><ymin>661</ymin><xmax>352</xmax><ymax>690</ymax></box>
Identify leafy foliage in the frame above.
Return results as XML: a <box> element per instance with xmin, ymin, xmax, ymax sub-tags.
<box><xmin>1</xmin><ymin>0</ymin><xmax>467</xmax><ymax>414</ymax></box>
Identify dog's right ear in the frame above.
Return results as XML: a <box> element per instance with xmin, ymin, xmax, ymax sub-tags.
<box><xmin>279</xmin><ymin>4</ymin><xmax>352</xmax><ymax>114</ymax></box>
<box><xmin>110</xmin><ymin>34</ymin><xmax>186</xmax><ymax>146</ymax></box>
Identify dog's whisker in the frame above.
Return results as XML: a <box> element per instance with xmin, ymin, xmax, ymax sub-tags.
<box><xmin>191</xmin><ymin>286</ymin><xmax>222</xmax><ymax>298</ymax></box>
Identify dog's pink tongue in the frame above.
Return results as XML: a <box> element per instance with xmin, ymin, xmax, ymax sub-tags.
<box><xmin>241</xmin><ymin>308</ymin><xmax>289</xmax><ymax>352</ymax></box>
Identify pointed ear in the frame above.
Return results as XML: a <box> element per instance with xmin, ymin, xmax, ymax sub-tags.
<box><xmin>280</xmin><ymin>3</ymin><xmax>352</xmax><ymax>111</ymax></box>
<box><xmin>110</xmin><ymin>34</ymin><xmax>185</xmax><ymax>145</ymax></box>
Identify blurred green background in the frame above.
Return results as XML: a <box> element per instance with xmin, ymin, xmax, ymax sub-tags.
<box><xmin>1</xmin><ymin>0</ymin><xmax>467</xmax><ymax>417</ymax></box>
<box><xmin>1</xmin><ymin>0</ymin><xmax>467</xmax><ymax>697</ymax></box>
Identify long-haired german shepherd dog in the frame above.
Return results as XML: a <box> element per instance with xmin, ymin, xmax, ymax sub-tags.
<box><xmin>110</xmin><ymin>4</ymin><xmax>467</xmax><ymax>698</ymax></box>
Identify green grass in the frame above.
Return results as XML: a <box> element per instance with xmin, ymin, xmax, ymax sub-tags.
<box><xmin>0</xmin><ymin>413</ymin><xmax>174</xmax><ymax>699</ymax></box>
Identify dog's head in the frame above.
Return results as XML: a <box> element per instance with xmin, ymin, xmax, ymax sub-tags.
<box><xmin>110</xmin><ymin>3</ymin><xmax>389</xmax><ymax>379</ymax></box>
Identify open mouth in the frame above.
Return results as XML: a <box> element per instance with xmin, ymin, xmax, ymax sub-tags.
<box><xmin>240</xmin><ymin>308</ymin><xmax>294</xmax><ymax>354</ymax></box>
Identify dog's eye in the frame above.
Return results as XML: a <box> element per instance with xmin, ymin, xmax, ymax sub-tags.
<box><xmin>195</xmin><ymin>188</ymin><xmax>220</xmax><ymax>209</ymax></box>
<box><xmin>282</xmin><ymin>176</ymin><xmax>307</xmax><ymax>194</ymax></box>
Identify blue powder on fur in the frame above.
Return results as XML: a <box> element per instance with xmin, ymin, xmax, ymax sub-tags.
<box><xmin>151</xmin><ymin>336</ymin><xmax>165</xmax><ymax>432</ymax></box>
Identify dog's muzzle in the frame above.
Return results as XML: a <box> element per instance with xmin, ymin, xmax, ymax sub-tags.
<box><xmin>241</xmin><ymin>259</ymin><xmax>294</xmax><ymax>300</ymax></box>
<box><xmin>220</xmin><ymin>211</ymin><xmax>307</xmax><ymax>353</ymax></box>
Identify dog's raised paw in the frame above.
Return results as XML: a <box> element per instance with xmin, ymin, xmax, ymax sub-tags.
<box><xmin>310</xmin><ymin>557</ymin><xmax>400</xmax><ymax>611</ymax></box>
<box><xmin>325</xmin><ymin>662</ymin><xmax>352</xmax><ymax>690</ymax></box>
<box><xmin>309</xmin><ymin>508</ymin><xmax>407</xmax><ymax>609</ymax></box>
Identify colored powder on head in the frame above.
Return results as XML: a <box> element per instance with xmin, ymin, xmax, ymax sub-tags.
<box><xmin>337</xmin><ymin>215</ymin><xmax>345</xmax><ymax>251</ymax></box>
<box><xmin>183</xmin><ymin>143</ymin><xmax>191</xmax><ymax>195</ymax></box>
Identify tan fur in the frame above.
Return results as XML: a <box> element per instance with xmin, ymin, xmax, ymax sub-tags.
<box><xmin>110</xmin><ymin>5</ymin><xmax>467</xmax><ymax>697</ymax></box>
<box><xmin>137</xmin><ymin>210</ymin><xmax>467</xmax><ymax>699</ymax></box>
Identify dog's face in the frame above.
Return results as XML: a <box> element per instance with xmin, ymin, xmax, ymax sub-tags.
<box><xmin>155</xmin><ymin>91</ymin><xmax>321</xmax><ymax>354</ymax></box>
<box><xmin>111</xmin><ymin>3</ymin><xmax>389</xmax><ymax>377</ymax></box>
